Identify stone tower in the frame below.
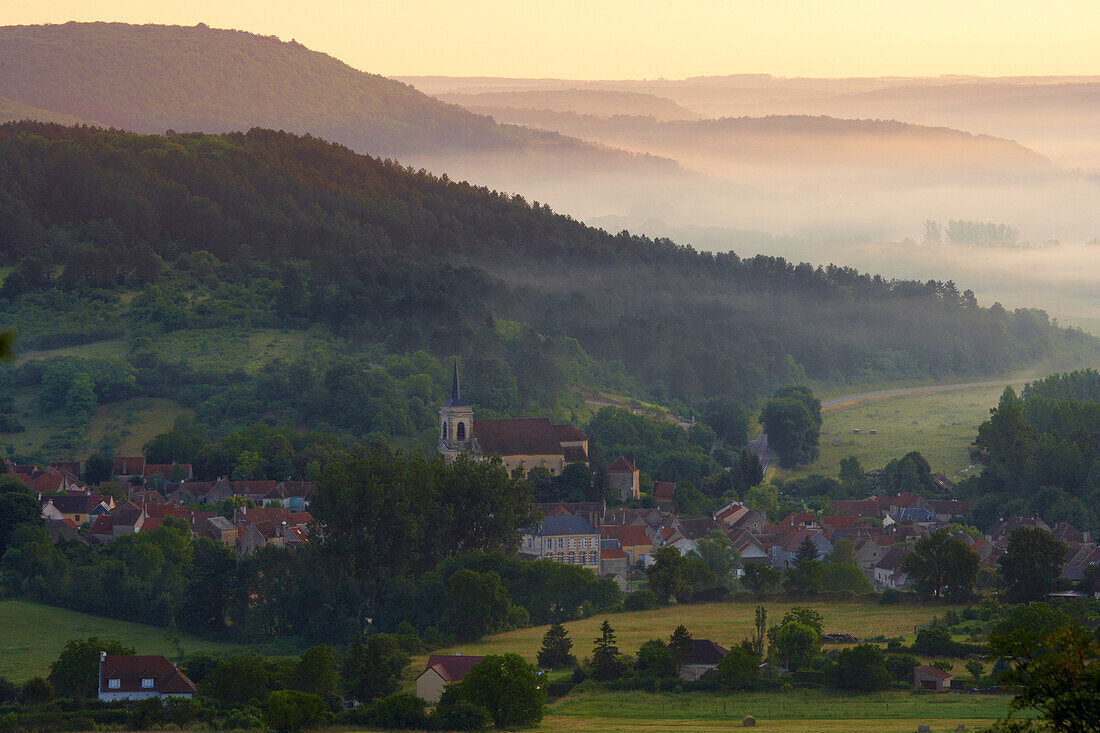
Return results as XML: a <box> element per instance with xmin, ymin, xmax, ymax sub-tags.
<box><xmin>438</xmin><ymin>360</ymin><xmax>475</xmax><ymax>461</ymax></box>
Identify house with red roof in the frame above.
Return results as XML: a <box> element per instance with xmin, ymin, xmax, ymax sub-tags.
<box><xmin>606</xmin><ymin>456</ymin><xmax>640</xmax><ymax>501</ymax></box>
<box><xmin>142</xmin><ymin>463</ymin><xmax>193</xmax><ymax>481</ymax></box>
<box><xmin>914</xmin><ymin>664</ymin><xmax>953</xmax><ymax>691</ymax></box>
<box><xmin>415</xmin><ymin>654</ymin><xmax>484</xmax><ymax>703</ymax></box>
<box><xmin>601</xmin><ymin>524</ymin><xmax>653</xmax><ymax>566</ymax></box>
<box><xmin>98</xmin><ymin>653</ymin><xmax>196</xmax><ymax>701</ymax></box>
<box><xmin>112</xmin><ymin>457</ymin><xmax>146</xmax><ymax>479</ymax></box>
<box><xmin>652</xmin><ymin>481</ymin><xmax>676</xmax><ymax>509</ymax></box>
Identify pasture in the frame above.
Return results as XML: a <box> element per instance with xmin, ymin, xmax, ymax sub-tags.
<box><xmin>774</xmin><ymin>383</ymin><xmax>1010</xmax><ymax>483</ymax></box>
<box><xmin>0</xmin><ymin>599</ymin><xmax>295</xmax><ymax>683</ymax></box>
<box><xmin>410</xmin><ymin>598</ymin><xmax>962</xmax><ymax>674</ymax></box>
<box><xmin>545</xmin><ymin>689</ymin><xmax>1016</xmax><ymax>731</ymax></box>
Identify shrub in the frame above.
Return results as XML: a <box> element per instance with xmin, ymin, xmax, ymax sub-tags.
<box><xmin>879</xmin><ymin>588</ymin><xmax>900</xmax><ymax>604</ymax></box>
<box><xmin>825</xmin><ymin>644</ymin><xmax>891</xmax><ymax>691</ymax></box>
<box><xmin>263</xmin><ymin>690</ymin><xmax>326</xmax><ymax>733</ymax></box>
<box><xmin>623</xmin><ymin>589</ymin><xmax>656</xmax><ymax>611</ymax></box>
<box><xmin>365</xmin><ymin>693</ymin><xmax>430</xmax><ymax>729</ymax></box>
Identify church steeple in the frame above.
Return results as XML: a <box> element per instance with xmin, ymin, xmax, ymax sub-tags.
<box><xmin>439</xmin><ymin>358</ymin><xmax>474</xmax><ymax>460</ymax></box>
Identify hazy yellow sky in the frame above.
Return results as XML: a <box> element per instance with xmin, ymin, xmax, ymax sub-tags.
<box><xmin>7</xmin><ymin>0</ymin><xmax>1100</xmax><ymax>79</ymax></box>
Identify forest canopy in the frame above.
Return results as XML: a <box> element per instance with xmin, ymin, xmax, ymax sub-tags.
<box><xmin>0</xmin><ymin>122</ymin><xmax>1093</xmax><ymax>459</ymax></box>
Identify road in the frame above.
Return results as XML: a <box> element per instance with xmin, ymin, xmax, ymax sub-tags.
<box><xmin>749</xmin><ymin>377</ymin><xmax>1035</xmax><ymax>472</ymax></box>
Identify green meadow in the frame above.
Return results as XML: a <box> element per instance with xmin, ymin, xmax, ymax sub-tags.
<box><xmin>0</xmin><ymin>599</ymin><xmax>296</xmax><ymax>683</ymax></box>
<box><xmin>774</xmin><ymin>383</ymin><xmax>1010</xmax><ymax>484</ymax></box>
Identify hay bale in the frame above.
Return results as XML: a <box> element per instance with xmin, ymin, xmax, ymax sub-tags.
<box><xmin>742</xmin><ymin>715</ymin><xmax>756</xmax><ymax>727</ymax></box>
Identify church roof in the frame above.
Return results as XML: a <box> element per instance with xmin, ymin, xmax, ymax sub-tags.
<box><xmin>552</xmin><ymin>424</ymin><xmax>588</xmax><ymax>442</ymax></box>
<box><xmin>475</xmin><ymin>418</ymin><xmax>564</xmax><ymax>457</ymax></box>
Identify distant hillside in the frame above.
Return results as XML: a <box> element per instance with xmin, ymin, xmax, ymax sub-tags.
<box><xmin>439</xmin><ymin>88</ymin><xmax>701</xmax><ymax>121</ymax></box>
<box><xmin>0</xmin><ymin>96</ymin><xmax>90</xmax><ymax>126</ymax></box>
<box><xmin>0</xmin><ymin>22</ymin><xmax>663</xmax><ymax>168</ymax></box>
<box><xmin>466</xmin><ymin>109</ymin><xmax>1058</xmax><ymax>182</ymax></box>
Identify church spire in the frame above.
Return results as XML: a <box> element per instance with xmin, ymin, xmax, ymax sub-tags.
<box><xmin>451</xmin><ymin>359</ymin><xmax>460</xmax><ymax>403</ymax></box>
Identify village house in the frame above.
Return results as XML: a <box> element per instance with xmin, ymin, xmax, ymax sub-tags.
<box><xmin>415</xmin><ymin>654</ymin><xmax>484</xmax><ymax>703</ymax></box>
<box><xmin>679</xmin><ymin>639</ymin><xmax>729</xmax><ymax>681</ymax></box>
<box><xmin>40</xmin><ymin>493</ymin><xmax>112</xmax><ymax>526</ymax></box>
<box><xmin>874</xmin><ymin>547</ymin><xmax>910</xmax><ymax>590</ymax></box>
<box><xmin>521</xmin><ymin>513</ymin><xmax>601</xmax><ymax>570</ymax></box>
<box><xmin>534</xmin><ymin>501</ymin><xmax>605</xmax><ymax>529</ymax></box>
<box><xmin>714</xmin><ymin>502</ymin><xmax>764</xmax><ymax>535</ymax></box>
<box><xmin>112</xmin><ymin>457</ymin><xmax>146</xmax><ymax>481</ymax></box>
<box><xmin>913</xmin><ymin>664</ymin><xmax>953</xmax><ymax>691</ymax></box>
<box><xmin>601</xmin><ymin>524</ymin><xmax>654</xmax><ymax>566</ymax></box>
<box><xmin>98</xmin><ymin>653</ymin><xmax>196</xmax><ymax>701</ymax></box>
<box><xmin>598</xmin><ymin>542</ymin><xmax>630</xmax><ymax>577</ymax></box>
<box><xmin>605</xmin><ymin>456</ymin><xmax>640</xmax><ymax>501</ymax></box>
<box><xmin>652</xmin><ymin>481</ymin><xmax>675</xmax><ymax>510</ymax></box>
<box><xmin>769</xmin><ymin>529</ymin><xmax>832</xmax><ymax>570</ymax></box>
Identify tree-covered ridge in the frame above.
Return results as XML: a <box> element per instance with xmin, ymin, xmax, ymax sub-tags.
<box><xmin>0</xmin><ymin>122</ymin><xmax>1093</xmax><ymax>448</ymax></box>
<box><xmin>964</xmin><ymin>371</ymin><xmax>1100</xmax><ymax>532</ymax></box>
<box><xmin>0</xmin><ymin>22</ymin><xmax>537</xmax><ymax>157</ymax></box>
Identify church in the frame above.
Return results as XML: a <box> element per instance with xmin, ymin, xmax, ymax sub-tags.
<box><xmin>438</xmin><ymin>363</ymin><xmax>589</xmax><ymax>475</ymax></box>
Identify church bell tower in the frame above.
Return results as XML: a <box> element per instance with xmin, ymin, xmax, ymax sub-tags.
<box><xmin>438</xmin><ymin>360</ymin><xmax>475</xmax><ymax>460</ymax></box>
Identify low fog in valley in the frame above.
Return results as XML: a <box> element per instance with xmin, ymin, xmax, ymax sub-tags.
<box><xmin>403</xmin><ymin>74</ymin><xmax>1100</xmax><ymax>331</ymax></box>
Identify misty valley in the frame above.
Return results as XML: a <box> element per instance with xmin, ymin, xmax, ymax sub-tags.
<box><xmin>0</xmin><ymin>18</ymin><xmax>1097</xmax><ymax>733</ymax></box>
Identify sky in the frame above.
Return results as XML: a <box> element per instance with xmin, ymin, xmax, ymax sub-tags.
<box><xmin>6</xmin><ymin>0</ymin><xmax>1099</xmax><ymax>79</ymax></box>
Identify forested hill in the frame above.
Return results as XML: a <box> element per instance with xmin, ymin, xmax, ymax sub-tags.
<box><xmin>0</xmin><ymin>123</ymin><xmax>1094</xmax><ymax>456</ymax></box>
<box><xmin>0</xmin><ymin>22</ymin><xmax>662</xmax><ymax>165</ymax></box>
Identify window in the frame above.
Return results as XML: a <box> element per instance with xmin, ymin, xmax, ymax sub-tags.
<box><xmin>569</xmin><ymin>538</ymin><xmax>574</xmax><ymax>549</ymax></box>
<box><xmin>108</xmin><ymin>679</ymin><xmax>120</xmax><ymax>689</ymax></box>
<box><xmin>568</xmin><ymin>552</ymin><xmax>575</xmax><ymax>564</ymax></box>
<box><xmin>579</xmin><ymin>552</ymin><xmax>586</xmax><ymax>564</ymax></box>
<box><xmin>441</xmin><ymin>423</ymin><xmax>447</xmax><ymax>440</ymax></box>
<box><xmin>556</xmin><ymin>553</ymin><xmax>564</xmax><ymax>563</ymax></box>
<box><xmin>141</xmin><ymin>678</ymin><xmax>154</xmax><ymax>689</ymax></box>
<box><xmin>457</xmin><ymin>422</ymin><xmax>466</xmax><ymax>440</ymax></box>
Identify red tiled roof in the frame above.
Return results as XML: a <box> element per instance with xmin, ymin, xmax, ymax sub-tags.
<box><xmin>145</xmin><ymin>504</ymin><xmax>190</xmax><ymax>519</ymax></box>
<box><xmin>822</xmin><ymin>516</ymin><xmax>858</xmax><ymax>530</ymax></box>
<box><xmin>232</xmin><ymin>481</ymin><xmax>277</xmax><ymax>494</ymax></box>
<box><xmin>602</xmin><ymin>524</ymin><xmax>651</xmax><ymax>548</ymax></box>
<box><xmin>782</xmin><ymin>511</ymin><xmax>817</xmax><ymax>527</ymax></box>
<box><xmin>600</xmin><ymin>547</ymin><xmax>627</xmax><ymax>560</ymax></box>
<box><xmin>475</xmin><ymin>418</ymin><xmax>564</xmax><ymax>457</ymax></box>
<box><xmin>112</xmin><ymin>457</ymin><xmax>146</xmax><ymax>476</ymax></box>
<box><xmin>607</xmin><ymin>456</ymin><xmax>637</xmax><ymax>472</ymax></box>
<box><xmin>90</xmin><ymin>515</ymin><xmax>114</xmax><ymax>534</ymax></box>
<box><xmin>563</xmin><ymin>446</ymin><xmax>589</xmax><ymax>464</ymax></box>
<box><xmin>827</xmin><ymin>500</ymin><xmax>880</xmax><ymax>517</ymax></box>
<box><xmin>142</xmin><ymin>517</ymin><xmax>169</xmax><ymax>532</ymax></box>
<box><xmin>915</xmin><ymin>664</ymin><xmax>954</xmax><ymax>680</ymax></box>
<box><xmin>552</xmin><ymin>424</ymin><xmax>588</xmax><ymax>443</ymax></box>
<box><xmin>419</xmin><ymin>654</ymin><xmax>484</xmax><ymax>683</ymax></box>
<box><xmin>653</xmin><ymin>482</ymin><xmax>675</xmax><ymax>500</ymax></box>
<box><xmin>142</xmin><ymin>464</ymin><xmax>191</xmax><ymax>479</ymax></box>
<box><xmin>100</xmin><ymin>655</ymin><xmax>196</xmax><ymax>694</ymax></box>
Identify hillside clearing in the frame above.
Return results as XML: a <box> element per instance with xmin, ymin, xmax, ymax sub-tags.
<box><xmin>773</xmin><ymin>383</ymin><xmax>1010</xmax><ymax>483</ymax></box>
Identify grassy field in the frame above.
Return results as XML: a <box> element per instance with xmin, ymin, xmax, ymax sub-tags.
<box><xmin>773</xmin><ymin>383</ymin><xmax>1009</xmax><ymax>483</ymax></box>
<box><xmin>0</xmin><ymin>600</ymin><xmax>296</xmax><ymax>683</ymax></box>
<box><xmin>545</xmin><ymin>689</ymin><xmax>1017</xmax><ymax>730</ymax></box>
<box><xmin>410</xmin><ymin>599</ymin><xmax>960</xmax><ymax>674</ymax></box>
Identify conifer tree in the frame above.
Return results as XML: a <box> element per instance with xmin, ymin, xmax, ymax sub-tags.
<box><xmin>536</xmin><ymin>622</ymin><xmax>576</xmax><ymax>669</ymax></box>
